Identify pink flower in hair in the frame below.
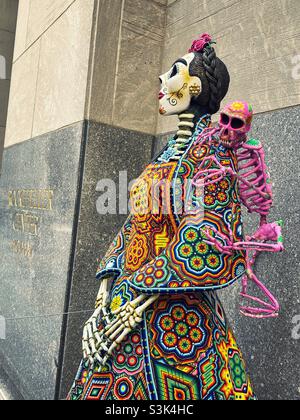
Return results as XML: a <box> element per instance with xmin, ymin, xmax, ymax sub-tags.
<box><xmin>189</xmin><ymin>33</ymin><xmax>213</xmax><ymax>53</ymax></box>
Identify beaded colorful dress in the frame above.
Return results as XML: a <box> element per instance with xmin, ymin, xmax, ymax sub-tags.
<box><xmin>68</xmin><ymin>114</ymin><xmax>255</xmax><ymax>401</ymax></box>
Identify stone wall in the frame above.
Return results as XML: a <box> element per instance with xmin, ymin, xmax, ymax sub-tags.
<box><xmin>0</xmin><ymin>122</ymin><xmax>84</xmax><ymax>399</ymax></box>
<box><xmin>0</xmin><ymin>0</ymin><xmax>299</xmax><ymax>400</ymax></box>
<box><xmin>86</xmin><ymin>0</ymin><xmax>167</xmax><ymax>135</ymax></box>
<box><xmin>0</xmin><ymin>0</ymin><xmax>166</xmax><ymax>400</ymax></box>
<box><xmin>5</xmin><ymin>0</ymin><xmax>95</xmax><ymax>147</ymax></box>
<box><xmin>0</xmin><ymin>0</ymin><xmax>18</xmax><ymax>172</ymax></box>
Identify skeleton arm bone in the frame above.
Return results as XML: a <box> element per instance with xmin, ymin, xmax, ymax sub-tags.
<box><xmin>193</xmin><ymin>156</ymin><xmax>237</xmax><ymax>187</ymax></box>
<box><xmin>203</xmin><ymin>222</ymin><xmax>283</xmax><ymax>319</ymax></box>
<box><xmin>193</xmin><ymin>154</ymin><xmax>273</xmax><ymax>208</ymax></box>
<box><xmin>91</xmin><ymin>294</ymin><xmax>159</xmax><ymax>367</ymax></box>
<box><xmin>82</xmin><ymin>277</ymin><xmax>112</xmax><ymax>365</ymax></box>
<box><xmin>203</xmin><ymin>221</ymin><xmax>284</xmax><ymax>255</ymax></box>
<box><xmin>240</xmin><ymin>265</ymin><xmax>280</xmax><ymax>318</ymax></box>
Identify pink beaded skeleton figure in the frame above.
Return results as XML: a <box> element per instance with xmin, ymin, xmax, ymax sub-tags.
<box><xmin>193</xmin><ymin>101</ymin><xmax>284</xmax><ymax>318</ymax></box>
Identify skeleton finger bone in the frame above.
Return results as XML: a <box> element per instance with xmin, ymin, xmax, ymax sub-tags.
<box><xmin>107</xmin><ymin>323</ymin><xmax>127</xmax><ymax>342</ymax></box>
<box><xmin>82</xmin><ymin>323</ymin><xmax>91</xmax><ymax>359</ymax></box>
<box><xmin>81</xmin><ymin>277</ymin><xmax>114</xmax><ymax>365</ymax></box>
<box><xmin>115</xmin><ymin>328</ymin><xmax>132</xmax><ymax>345</ymax></box>
<box><xmin>87</xmin><ymin>323</ymin><xmax>98</xmax><ymax>356</ymax></box>
<box><xmin>105</xmin><ymin>318</ymin><xmax>122</xmax><ymax>336</ymax></box>
<box><xmin>91</xmin><ymin>317</ymin><xmax>103</xmax><ymax>346</ymax></box>
<box><xmin>95</xmin><ymin>295</ymin><xmax>159</xmax><ymax>366</ymax></box>
<box><xmin>84</xmin><ymin>324</ymin><xmax>95</xmax><ymax>366</ymax></box>
<box><xmin>82</xmin><ymin>339</ymin><xmax>89</xmax><ymax>361</ymax></box>
<box><xmin>135</xmin><ymin>295</ymin><xmax>159</xmax><ymax>316</ymax></box>
<box><xmin>111</xmin><ymin>295</ymin><xmax>146</xmax><ymax>316</ymax></box>
<box><xmin>240</xmin><ymin>293</ymin><xmax>276</xmax><ymax>311</ymax></box>
<box><xmin>193</xmin><ymin>166</ymin><xmax>237</xmax><ymax>191</ymax></box>
<box><xmin>104</xmin><ymin>295</ymin><xmax>153</xmax><ymax>337</ymax></box>
<box><xmin>106</xmin><ymin>299</ymin><xmax>157</xmax><ymax>344</ymax></box>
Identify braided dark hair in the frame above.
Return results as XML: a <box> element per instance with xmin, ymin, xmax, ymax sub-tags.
<box><xmin>189</xmin><ymin>46</ymin><xmax>230</xmax><ymax>115</ymax></box>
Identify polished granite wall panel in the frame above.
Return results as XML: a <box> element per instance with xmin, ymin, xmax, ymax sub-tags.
<box><xmin>154</xmin><ymin>106</ymin><xmax>300</xmax><ymax>400</ymax></box>
<box><xmin>59</xmin><ymin>121</ymin><xmax>154</xmax><ymax>398</ymax></box>
<box><xmin>0</xmin><ymin>122</ymin><xmax>84</xmax><ymax>400</ymax></box>
<box><xmin>0</xmin><ymin>363</ymin><xmax>23</xmax><ymax>400</ymax></box>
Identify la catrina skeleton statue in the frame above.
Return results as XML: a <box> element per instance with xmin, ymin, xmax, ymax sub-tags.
<box><xmin>68</xmin><ymin>34</ymin><xmax>283</xmax><ymax>401</ymax></box>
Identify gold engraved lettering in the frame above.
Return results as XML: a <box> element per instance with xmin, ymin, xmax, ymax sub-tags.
<box><xmin>10</xmin><ymin>240</ymin><xmax>33</xmax><ymax>258</ymax></box>
<box><xmin>8</xmin><ymin>189</ymin><xmax>54</xmax><ymax>256</ymax></box>
<box><xmin>7</xmin><ymin>189</ymin><xmax>54</xmax><ymax>211</ymax></box>
<box><xmin>13</xmin><ymin>213</ymin><xmax>39</xmax><ymax>236</ymax></box>
<box><xmin>47</xmin><ymin>190</ymin><xmax>54</xmax><ymax>211</ymax></box>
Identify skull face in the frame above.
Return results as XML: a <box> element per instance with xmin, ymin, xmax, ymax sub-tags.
<box><xmin>219</xmin><ymin>101</ymin><xmax>253</xmax><ymax>148</ymax></box>
<box><xmin>159</xmin><ymin>53</ymin><xmax>202</xmax><ymax>116</ymax></box>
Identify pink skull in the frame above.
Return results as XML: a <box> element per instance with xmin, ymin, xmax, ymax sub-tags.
<box><xmin>219</xmin><ymin>101</ymin><xmax>253</xmax><ymax>148</ymax></box>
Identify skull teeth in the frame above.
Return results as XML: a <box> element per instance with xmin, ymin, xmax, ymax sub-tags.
<box><xmin>220</xmin><ymin>139</ymin><xmax>232</xmax><ymax>148</ymax></box>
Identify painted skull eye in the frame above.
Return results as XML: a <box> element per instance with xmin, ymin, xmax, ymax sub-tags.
<box><xmin>231</xmin><ymin>118</ymin><xmax>245</xmax><ymax>130</ymax></box>
<box><xmin>169</xmin><ymin>65</ymin><xmax>178</xmax><ymax>79</ymax></box>
<box><xmin>221</xmin><ymin>113</ymin><xmax>230</xmax><ymax>125</ymax></box>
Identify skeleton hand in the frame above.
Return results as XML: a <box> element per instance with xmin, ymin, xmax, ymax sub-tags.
<box><xmin>93</xmin><ymin>294</ymin><xmax>158</xmax><ymax>367</ymax></box>
<box><xmin>249</xmin><ymin>221</ymin><xmax>284</xmax><ymax>253</ymax></box>
<box><xmin>82</xmin><ymin>278</ymin><xmax>111</xmax><ymax>365</ymax></box>
<box><xmin>193</xmin><ymin>156</ymin><xmax>236</xmax><ymax>187</ymax></box>
<box><xmin>202</xmin><ymin>226</ymin><xmax>234</xmax><ymax>255</ymax></box>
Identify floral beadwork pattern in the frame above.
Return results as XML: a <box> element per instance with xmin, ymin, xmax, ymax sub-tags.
<box><xmin>110</xmin><ymin>280</ymin><xmax>134</xmax><ymax>313</ymax></box>
<box><xmin>126</xmin><ymin>233</ymin><xmax>149</xmax><ymax>272</ymax></box>
<box><xmin>176</xmin><ymin>225</ymin><xmax>222</xmax><ymax>275</ymax></box>
<box><xmin>151</xmin><ymin>301</ymin><xmax>211</xmax><ymax>362</ymax></box>
<box><xmin>215</xmin><ymin>329</ymin><xmax>254</xmax><ymax>400</ymax></box>
<box><xmin>113</xmin><ymin>332</ymin><xmax>144</xmax><ymax>376</ymax></box>
<box><xmin>204</xmin><ymin>178</ymin><xmax>231</xmax><ymax>208</ymax></box>
<box><xmin>167</xmin><ymin>211</ymin><xmax>246</xmax><ymax>287</ymax></box>
<box><xmin>113</xmin><ymin>376</ymin><xmax>135</xmax><ymax>400</ymax></box>
<box><xmin>134</xmin><ymin>255</ymin><xmax>171</xmax><ymax>288</ymax></box>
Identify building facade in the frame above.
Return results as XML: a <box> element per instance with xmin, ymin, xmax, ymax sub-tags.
<box><xmin>0</xmin><ymin>0</ymin><xmax>18</xmax><ymax>173</ymax></box>
<box><xmin>0</xmin><ymin>0</ymin><xmax>299</xmax><ymax>400</ymax></box>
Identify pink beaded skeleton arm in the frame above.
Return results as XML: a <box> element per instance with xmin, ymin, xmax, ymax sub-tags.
<box><xmin>193</xmin><ymin>101</ymin><xmax>284</xmax><ymax>318</ymax></box>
